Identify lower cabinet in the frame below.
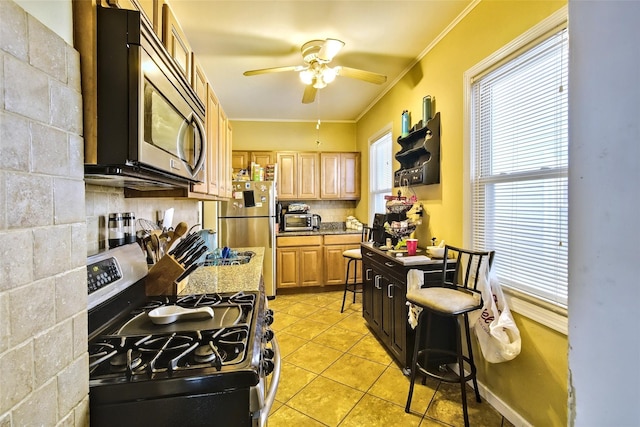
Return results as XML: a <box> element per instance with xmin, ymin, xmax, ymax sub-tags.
<box><xmin>276</xmin><ymin>233</ymin><xmax>362</xmax><ymax>289</ymax></box>
<box><xmin>276</xmin><ymin>236</ymin><xmax>323</xmax><ymax>288</ymax></box>
<box><xmin>361</xmin><ymin>244</ymin><xmax>456</xmax><ymax>371</ymax></box>
<box><xmin>323</xmin><ymin>234</ymin><xmax>362</xmax><ymax>285</ymax></box>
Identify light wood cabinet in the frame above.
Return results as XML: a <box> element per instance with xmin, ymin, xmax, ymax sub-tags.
<box><xmin>276</xmin><ymin>152</ymin><xmax>298</xmax><ymax>199</ymax></box>
<box><xmin>276</xmin><ymin>236</ymin><xmax>323</xmax><ymax>288</ymax></box>
<box><xmin>190</xmin><ymin>84</ymin><xmax>221</xmax><ymax>197</ymax></box>
<box><xmin>162</xmin><ymin>3</ymin><xmax>191</xmax><ymax>81</ymax></box>
<box><xmin>251</xmin><ymin>151</ymin><xmax>277</xmax><ymax>168</ymax></box>
<box><xmin>320</xmin><ymin>152</ymin><xmax>360</xmax><ymax>200</ymax></box>
<box><xmin>191</xmin><ymin>54</ymin><xmax>207</xmax><ymax>104</ymax></box>
<box><xmin>276</xmin><ymin>234</ymin><xmax>363</xmax><ymax>288</ymax></box>
<box><xmin>277</xmin><ymin>152</ymin><xmax>319</xmax><ymax>200</ymax></box>
<box><xmin>232</xmin><ymin>151</ymin><xmax>276</xmax><ymax>175</ymax></box>
<box><xmin>232</xmin><ymin>151</ymin><xmax>250</xmax><ymax>174</ymax></box>
<box><xmin>298</xmin><ymin>153</ymin><xmax>319</xmax><ymax>199</ymax></box>
<box><xmin>107</xmin><ymin>0</ymin><xmax>162</xmax><ymax>35</ymax></box>
<box><xmin>206</xmin><ymin>85</ymin><xmax>221</xmax><ymax>196</ymax></box>
<box><xmin>323</xmin><ymin>234</ymin><xmax>362</xmax><ymax>285</ymax></box>
<box><xmin>219</xmin><ymin>109</ymin><xmax>233</xmax><ymax>198</ymax></box>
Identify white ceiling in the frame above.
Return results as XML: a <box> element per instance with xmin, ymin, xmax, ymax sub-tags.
<box><xmin>168</xmin><ymin>0</ymin><xmax>473</xmax><ymax>122</ymax></box>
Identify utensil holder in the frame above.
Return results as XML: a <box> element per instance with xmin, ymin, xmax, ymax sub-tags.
<box><xmin>145</xmin><ymin>254</ymin><xmax>188</xmax><ymax>296</ymax></box>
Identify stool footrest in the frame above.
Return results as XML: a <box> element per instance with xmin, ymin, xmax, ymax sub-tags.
<box><xmin>415</xmin><ymin>349</ymin><xmax>476</xmax><ymax>383</ymax></box>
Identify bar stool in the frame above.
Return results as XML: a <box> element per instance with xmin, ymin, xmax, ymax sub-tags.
<box><xmin>405</xmin><ymin>245</ymin><xmax>494</xmax><ymax>427</ymax></box>
<box><xmin>340</xmin><ymin>226</ymin><xmax>371</xmax><ymax>313</ymax></box>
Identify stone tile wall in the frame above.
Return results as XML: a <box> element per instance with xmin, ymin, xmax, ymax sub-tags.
<box><xmin>0</xmin><ymin>1</ymin><xmax>88</xmax><ymax>425</ymax></box>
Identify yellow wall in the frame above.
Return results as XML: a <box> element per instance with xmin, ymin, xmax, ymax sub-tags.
<box><xmin>356</xmin><ymin>1</ymin><xmax>567</xmax><ymax>425</ymax></box>
<box><xmin>231</xmin><ymin>120</ymin><xmax>357</xmax><ymax>152</ymax></box>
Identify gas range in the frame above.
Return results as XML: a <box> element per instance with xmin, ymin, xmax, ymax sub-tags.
<box><xmin>87</xmin><ymin>244</ymin><xmax>280</xmax><ymax>427</ymax></box>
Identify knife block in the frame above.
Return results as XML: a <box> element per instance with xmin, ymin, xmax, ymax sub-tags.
<box><xmin>145</xmin><ymin>255</ymin><xmax>188</xmax><ymax>296</ymax></box>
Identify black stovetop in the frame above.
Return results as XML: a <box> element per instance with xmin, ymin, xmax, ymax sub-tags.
<box><xmin>88</xmin><ymin>282</ymin><xmax>266</xmax><ymax>402</ymax></box>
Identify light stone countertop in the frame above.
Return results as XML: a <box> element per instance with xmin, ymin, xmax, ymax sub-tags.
<box><xmin>179</xmin><ymin>247</ymin><xmax>264</xmax><ymax>295</ymax></box>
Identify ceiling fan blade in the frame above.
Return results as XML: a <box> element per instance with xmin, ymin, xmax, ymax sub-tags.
<box><xmin>317</xmin><ymin>39</ymin><xmax>345</xmax><ymax>62</ymax></box>
<box><xmin>302</xmin><ymin>85</ymin><xmax>317</xmax><ymax>104</ymax></box>
<box><xmin>335</xmin><ymin>66</ymin><xmax>387</xmax><ymax>84</ymax></box>
<box><xmin>243</xmin><ymin>65</ymin><xmax>306</xmax><ymax>76</ymax></box>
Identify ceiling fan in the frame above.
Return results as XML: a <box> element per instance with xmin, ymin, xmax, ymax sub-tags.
<box><xmin>243</xmin><ymin>38</ymin><xmax>387</xmax><ymax>104</ymax></box>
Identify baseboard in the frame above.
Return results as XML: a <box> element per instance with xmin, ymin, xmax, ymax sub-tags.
<box><xmin>475</xmin><ymin>380</ymin><xmax>532</xmax><ymax>427</ymax></box>
<box><xmin>448</xmin><ymin>364</ymin><xmax>532</xmax><ymax>427</ymax></box>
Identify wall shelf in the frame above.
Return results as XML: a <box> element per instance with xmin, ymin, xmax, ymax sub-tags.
<box><xmin>394</xmin><ymin>112</ymin><xmax>440</xmax><ymax>186</ymax></box>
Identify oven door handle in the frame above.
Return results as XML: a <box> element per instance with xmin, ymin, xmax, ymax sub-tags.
<box><xmin>259</xmin><ymin>336</ymin><xmax>281</xmax><ymax>427</ymax></box>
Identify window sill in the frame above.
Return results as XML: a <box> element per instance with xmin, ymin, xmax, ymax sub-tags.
<box><xmin>503</xmin><ymin>287</ymin><xmax>568</xmax><ymax>335</ymax></box>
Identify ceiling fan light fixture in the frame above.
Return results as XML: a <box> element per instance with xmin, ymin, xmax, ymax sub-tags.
<box><xmin>299</xmin><ymin>69</ymin><xmax>314</xmax><ymax>85</ymax></box>
<box><xmin>313</xmin><ymin>76</ymin><xmax>327</xmax><ymax>89</ymax></box>
<box><xmin>321</xmin><ymin>66</ymin><xmax>337</xmax><ymax>84</ymax></box>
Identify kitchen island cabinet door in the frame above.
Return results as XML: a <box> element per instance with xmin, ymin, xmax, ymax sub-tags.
<box><xmin>362</xmin><ymin>261</ymin><xmax>375</xmax><ymax>325</ymax></box>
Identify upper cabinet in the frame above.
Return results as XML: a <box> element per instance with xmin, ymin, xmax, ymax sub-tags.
<box><xmin>162</xmin><ymin>3</ymin><xmax>191</xmax><ymax>81</ymax></box>
<box><xmin>277</xmin><ymin>152</ymin><xmax>320</xmax><ymax>200</ymax></box>
<box><xmin>106</xmin><ymin>0</ymin><xmax>162</xmax><ymax>35</ymax></box>
<box><xmin>191</xmin><ymin>54</ymin><xmax>207</xmax><ymax>104</ymax></box>
<box><xmin>320</xmin><ymin>152</ymin><xmax>360</xmax><ymax>200</ymax></box>
<box><xmin>239</xmin><ymin>150</ymin><xmax>360</xmax><ymax>201</ymax></box>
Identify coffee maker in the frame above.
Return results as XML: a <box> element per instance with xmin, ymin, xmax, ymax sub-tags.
<box><xmin>372</xmin><ymin>212</ymin><xmax>405</xmax><ymax>246</ymax></box>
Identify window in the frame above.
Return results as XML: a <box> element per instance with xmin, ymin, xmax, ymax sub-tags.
<box><xmin>369</xmin><ymin>131</ymin><xmax>393</xmax><ymax>223</ymax></box>
<box><xmin>469</xmin><ymin>26</ymin><xmax>568</xmax><ymax>308</ymax></box>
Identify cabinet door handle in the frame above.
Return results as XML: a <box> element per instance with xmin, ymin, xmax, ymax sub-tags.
<box><xmin>366</xmin><ymin>269</ymin><xmax>372</xmax><ymax>280</ymax></box>
<box><xmin>384</xmin><ymin>262</ymin><xmax>395</xmax><ymax>268</ymax></box>
<box><xmin>387</xmin><ymin>284</ymin><xmax>393</xmax><ymax>298</ymax></box>
<box><xmin>365</xmin><ymin>252</ymin><xmax>374</xmax><ymax>257</ymax></box>
<box><xmin>374</xmin><ymin>275</ymin><xmax>382</xmax><ymax>289</ymax></box>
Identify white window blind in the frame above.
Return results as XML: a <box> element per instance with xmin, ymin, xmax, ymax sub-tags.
<box><xmin>370</xmin><ymin>132</ymin><xmax>393</xmax><ymax>222</ymax></box>
<box><xmin>471</xmin><ymin>27</ymin><xmax>568</xmax><ymax>307</ymax></box>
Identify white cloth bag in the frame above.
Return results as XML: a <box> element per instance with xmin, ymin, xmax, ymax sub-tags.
<box><xmin>472</xmin><ymin>265</ymin><xmax>521</xmax><ymax>363</ymax></box>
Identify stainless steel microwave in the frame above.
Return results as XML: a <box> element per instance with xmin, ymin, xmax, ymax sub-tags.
<box><xmin>85</xmin><ymin>7</ymin><xmax>205</xmax><ymax>187</ymax></box>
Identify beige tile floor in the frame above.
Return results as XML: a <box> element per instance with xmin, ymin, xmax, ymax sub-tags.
<box><xmin>267</xmin><ymin>289</ymin><xmax>514</xmax><ymax>427</ymax></box>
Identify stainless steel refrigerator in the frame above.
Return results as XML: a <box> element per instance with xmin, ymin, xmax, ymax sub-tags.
<box><xmin>218</xmin><ymin>181</ymin><xmax>276</xmax><ymax>297</ymax></box>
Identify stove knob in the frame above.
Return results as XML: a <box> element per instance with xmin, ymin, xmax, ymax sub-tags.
<box><xmin>264</xmin><ymin>309</ymin><xmax>274</xmax><ymax>326</ymax></box>
<box><xmin>262</xmin><ymin>348</ymin><xmax>274</xmax><ymax>359</ymax></box>
<box><xmin>262</xmin><ymin>359</ymin><xmax>275</xmax><ymax>376</ymax></box>
<box><xmin>263</xmin><ymin>328</ymin><xmax>274</xmax><ymax>342</ymax></box>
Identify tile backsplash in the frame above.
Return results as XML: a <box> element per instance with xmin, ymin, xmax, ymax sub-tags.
<box><xmin>85</xmin><ymin>185</ymin><xmax>201</xmax><ymax>254</ymax></box>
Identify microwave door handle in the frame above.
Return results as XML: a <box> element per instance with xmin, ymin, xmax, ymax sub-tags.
<box><xmin>177</xmin><ymin>113</ymin><xmax>206</xmax><ymax>177</ymax></box>
<box><xmin>191</xmin><ymin>113</ymin><xmax>206</xmax><ymax>177</ymax></box>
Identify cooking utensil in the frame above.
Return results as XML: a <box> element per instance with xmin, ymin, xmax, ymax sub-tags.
<box><xmin>175</xmin><ymin>261</ymin><xmax>203</xmax><ymax>283</ymax></box>
<box><xmin>182</xmin><ymin>246</ymin><xmax>208</xmax><ymax>269</ymax></box>
<box><xmin>173</xmin><ymin>221</ymin><xmax>188</xmax><ymax>239</ymax></box>
<box><xmin>169</xmin><ymin>232</ymin><xmax>199</xmax><ymax>257</ymax></box>
<box><xmin>148</xmin><ymin>305</ymin><xmax>213</xmax><ymax>325</ymax></box>
<box><xmin>162</xmin><ymin>208</ymin><xmax>174</xmax><ymax>231</ymax></box>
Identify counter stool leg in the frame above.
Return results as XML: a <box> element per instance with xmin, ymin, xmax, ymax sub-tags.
<box><xmin>341</xmin><ymin>259</ymin><xmax>353</xmax><ymax>313</ymax></box>
<box><xmin>464</xmin><ymin>313</ymin><xmax>481</xmax><ymax>403</ymax></box>
<box><xmin>405</xmin><ymin>310</ymin><xmax>425</xmax><ymax>413</ymax></box>
<box><xmin>352</xmin><ymin>260</ymin><xmax>360</xmax><ymax>304</ymax></box>
<box><xmin>456</xmin><ymin>316</ymin><xmax>470</xmax><ymax>427</ymax></box>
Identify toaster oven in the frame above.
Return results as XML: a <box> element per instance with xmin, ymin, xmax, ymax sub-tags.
<box><xmin>283</xmin><ymin>214</ymin><xmax>320</xmax><ymax>231</ymax></box>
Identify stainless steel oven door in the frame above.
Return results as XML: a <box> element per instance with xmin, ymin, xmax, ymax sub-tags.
<box><xmin>138</xmin><ymin>35</ymin><xmax>205</xmax><ymax>182</ymax></box>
